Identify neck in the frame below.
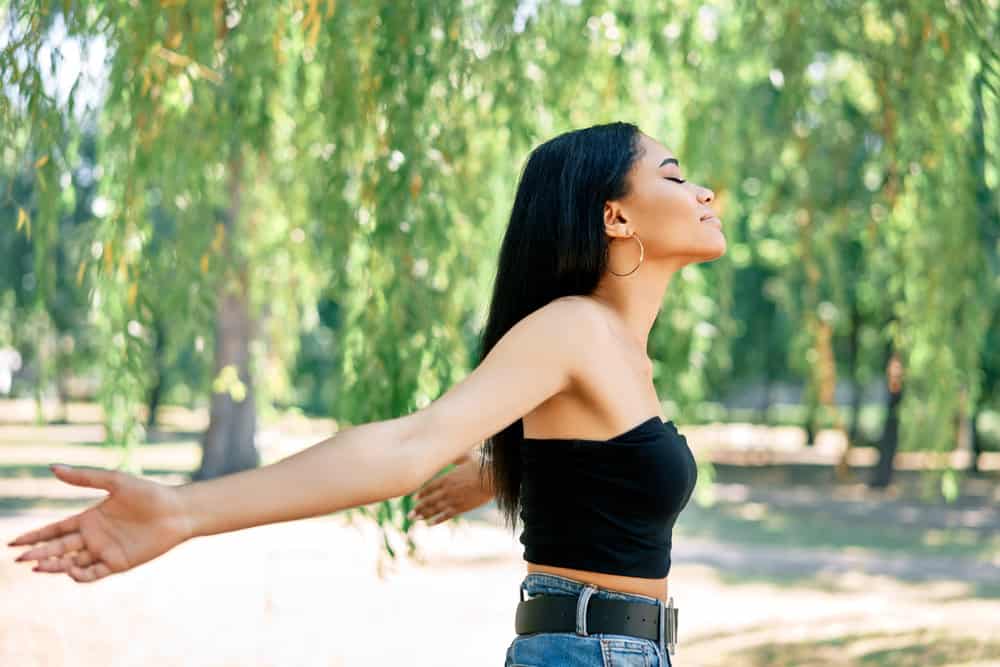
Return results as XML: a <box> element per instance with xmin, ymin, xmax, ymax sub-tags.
<box><xmin>589</xmin><ymin>257</ymin><xmax>683</xmax><ymax>353</ymax></box>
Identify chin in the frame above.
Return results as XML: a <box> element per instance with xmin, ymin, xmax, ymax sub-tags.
<box><xmin>690</xmin><ymin>239</ymin><xmax>727</xmax><ymax>264</ymax></box>
<box><xmin>707</xmin><ymin>237</ymin><xmax>727</xmax><ymax>260</ymax></box>
<box><xmin>669</xmin><ymin>236</ymin><xmax>727</xmax><ymax>266</ymax></box>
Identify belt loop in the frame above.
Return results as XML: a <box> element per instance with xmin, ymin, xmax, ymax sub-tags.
<box><xmin>575</xmin><ymin>584</ymin><xmax>598</xmax><ymax>636</ymax></box>
<box><xmin>519</xmin><ymin>580</ymin><xmax>528</xmax><ymax>603</ymax></box>
<box><xmin>667</xmin><ymin>596</ymin><xmax>677</xmax><ymax>656</ymax></box>
<box><xmin>657</xmin><ymin>597</ymin><xmax>666</xmax><ymax>655</ymax></box>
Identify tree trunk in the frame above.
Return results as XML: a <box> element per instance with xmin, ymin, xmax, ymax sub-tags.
<box><xmin>192</xmin><ymin>148</ymin><xmax>260</xmax><ymax>481</ymax></box>
<box><xmin>146</xmin><ymin>314</ymin><xmax>166</xmax><ymax>429</ymax></box>
<box><xmin>803</xmin><ymin>385</ymin><xmax>818</xmax><ymax>447</ymax></box>
<box><xmin>870</xmin><ymin>348</ymin><xmax>903</xmax><ymax>489</ymax></box>
<box><xmin>193</xmin><ymin>284</ymin><xmax>259</xmax><ymax>479</ymax></box>
<box><xmin>756</xmin><ymin>376</ymin><xmax>772</xmax><ymax>425</ymax></box>
<box><xmin>846</xmin><ymin>301</ymin><xmax>863</xmax><ymax>449</ymax></box>
<box><xmin>969</xmin><ymin>404</ymin><xmax>983</xmax><ymax>475</ymax></box>
<box><xmin>759</xmin><ymin>325</ymin><xmax>783</xmax><ymax>425</ymax></box>
<box><xmin>835</xmin><ymin>300</ymin><xmax>863</xmax><ymax>480</ymax></box>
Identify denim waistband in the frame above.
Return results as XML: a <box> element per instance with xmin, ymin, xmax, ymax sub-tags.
<box><xmin>519</xmin><ymin>572</ymin><xmax>663</xmax><ymax>607</ymax></box>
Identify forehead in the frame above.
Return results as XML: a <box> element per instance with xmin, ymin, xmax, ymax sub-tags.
<box><xmin>636</xmin><ymin>134</ymin><xmax>676</xmax><ymax>169</ymax></box>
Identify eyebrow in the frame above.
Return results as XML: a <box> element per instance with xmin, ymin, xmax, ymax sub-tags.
<box><xmin>659</xmin><ymin>157</ymin><xmax>679</xmax><ymax>168</ymax></box>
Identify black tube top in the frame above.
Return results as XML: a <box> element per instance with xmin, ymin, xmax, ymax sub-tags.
<box><xmin>518</xmin><ymin>415</ymin><xmax>697</xmax><ymax>578</ymax></box>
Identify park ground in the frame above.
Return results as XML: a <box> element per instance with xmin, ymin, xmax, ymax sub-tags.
<box><xmin>1</xmin><ymin>399</ymin><xmax>999</xmax><ymax>666</ymax></box>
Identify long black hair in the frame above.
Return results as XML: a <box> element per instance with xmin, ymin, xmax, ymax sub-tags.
<box><xmin>478</xmin><ymin>121</ymin><xmax>646</xmax><ymax>531</ymax></box>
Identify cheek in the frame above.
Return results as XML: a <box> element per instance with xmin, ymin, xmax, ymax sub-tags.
<box><xmin>640</xmin><ymin>187</ymin><xmax>696</xmax><ymax>225</ymax></box>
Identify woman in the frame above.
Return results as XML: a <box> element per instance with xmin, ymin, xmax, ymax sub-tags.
<box><xmin>7</xmin><ymin>121</ymin><xmax>721</xmax><ymax>666</ymax></box>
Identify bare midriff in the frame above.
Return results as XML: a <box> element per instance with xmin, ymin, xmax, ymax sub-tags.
<box><xmin>526</xmin><ymin>561</ymin><xmax>669</xmax><ymax>605</ymax></box>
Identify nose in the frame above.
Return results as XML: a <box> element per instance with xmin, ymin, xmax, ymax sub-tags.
<box><xmin>697</xmin><ymin>185</ymin><xmax>714</xmax><ymax>204</ymax></box>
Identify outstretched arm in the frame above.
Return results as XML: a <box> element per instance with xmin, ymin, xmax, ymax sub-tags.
<box><xmin>7</xmin><ymin>297</ymin><xmax>596</xmax><ymax>582</ymax></box>
<box><xmin>178</xmin><ymin>414</ymin><xmax>423</xmax><ymax>538</ymax></box>
<box><xmin>180</xmin><ymin>297</ymin><xmax>591</xmax><ymax>537</ymax></box>
<box><xmin>7</xmin><ymin>415</ymin><xmax>443</xmax><ymax>582</ymax></box>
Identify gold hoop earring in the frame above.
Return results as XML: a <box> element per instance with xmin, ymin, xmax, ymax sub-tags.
<box><xmin>608</xmin><ymin>232</ymin><xmax>644</xmax><ymax>276</ymax></box>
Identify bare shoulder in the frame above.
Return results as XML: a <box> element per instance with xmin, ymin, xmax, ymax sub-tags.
<box><xmin>400</xmin><ymin>295</ymin><xmax>607</xmax><ymax>488</ymax></box>
<box><xmin>547</xmin><ymin>294</ymin><xmax>603</xmax><ymax>316</ymax></box>
<box><xmin>540</xmin><ymin>295</ymin><xmax>610</xmax><ymax>336</ymax></box>
<box><xmin>526</xmin><ymin>295</ymin><xmax>609</xmax><ymax>367</ymax></box>
<box><xmin>550</xmin><ymin>294</ymin><xmax>615</xmax><ymax>342</ymax></box>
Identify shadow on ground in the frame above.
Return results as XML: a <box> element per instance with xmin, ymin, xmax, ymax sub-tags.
<box><xmin>708</xmin><ymin>629</ymin><xmax>1000</xmax><ymax>666</ymax></box>
<box><xmin>0</xmin><ymin>496</ymin><xmax>102</xmax><ymax>513</ymax></box>
<box><xmin>0</xmin><ymin>464</ymin><xmax>185</xmax><ymax>479</ymax></box>
<box><xmin>673</xmin><ymin>463</ymin><xmax>1000</xmax><ymax>564</ymax></box>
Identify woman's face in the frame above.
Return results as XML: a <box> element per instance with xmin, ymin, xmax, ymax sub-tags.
<box><xmin>604</xmin><ymin>133</ymin><xmax>725</xmax><ymax>264</ymax></box>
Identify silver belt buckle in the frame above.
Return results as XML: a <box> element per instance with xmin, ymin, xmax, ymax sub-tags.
<box><xmin>657</xmin><ymin>596</ymin><xmax>677</xmax><ymax>656</ymax></box>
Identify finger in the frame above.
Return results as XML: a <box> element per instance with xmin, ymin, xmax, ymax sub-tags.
<box><xmin>412</xmin><ymin>497</ymin><xmax>445</xmax><ymax>517</ymax></box>
<box><xmin>410</xmin><ymin>494</ymin><xmax>444</xmax><ymax>519</ymax></box>
<box><xmin>15</xmin><ymin>532</ymin><xmax>85</xmax><ymax>564</ymax></box>
<box><xmin>409</xmin><ymin>503</ymin><xmax>436</xmax><ymax>521</ymax></box>
<box><xmin>413</xmin><ymin>487</ymin><xmax>448</xmax><ymax>507</ymax></box>
<box><xmin>74</xmin><ymin>549</ymin><xmax>97</xmax><ymax>567</ymax></box>
<box><xmin>413</xmin><ymin>479</ymin><xmax>443</xmax><ymax>500</ymax></box>
<box><xmin>50</xmin><ymin>464</ymin><xmax>121</xmax><ymax>493</ymax></box>
<box><xmin>36</xmin><ymin>549</ymin><xmax>95</xmax><ymax>574</ymax></box>
<box><xmin>33</xmin><ymin>554</ymin><xmax>73</xmax><ymax>574</ymax></box>
<box><xmin>425</xmin><ymin>503</ymin><xmax>453</xmax><ymax>522</ymax></box>
<box><xmin>69</xmin><ymin>562</ymin><xmax>111</xmax><ymax>583</ymax></box>
<box><xmin>413</xmin><ymin>498</ymin><xmax>450</xmax><ymax>519</ymax></box>
<box><xmin>428</xmin><ymin>507</ymin><xmax>456</xmax><ymax>526</ymax></box>
<box><xmin>8</xmin><ymin>512</ymin><xmax>82</xmax><ymax>547</ymax></box>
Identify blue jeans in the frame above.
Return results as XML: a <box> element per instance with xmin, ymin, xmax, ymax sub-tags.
<box><xmin>504</xmin><ymin>573</ymin><xmax>674</xmax><ymax>667</ymax></box>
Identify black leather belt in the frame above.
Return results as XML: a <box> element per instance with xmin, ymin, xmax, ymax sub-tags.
<box><xmin>515</xmin><ymin>592</ymin><xmax>678</xmax><ymax>655</ymax></box>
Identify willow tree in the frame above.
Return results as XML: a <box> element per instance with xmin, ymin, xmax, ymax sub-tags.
<box><xmin>1</xmin><ymin>0</ymin><xmax>558</xmax><ymax>559</ymax></box>
<box><xmin>694</xmin><ymin>0</ymin><xmax>1000</xmax><ymax>495</ymax></box>
<box><xmin>2</xmin><ymin>0</ymin><xmax>997</xmax><ymax>572</ymax></box>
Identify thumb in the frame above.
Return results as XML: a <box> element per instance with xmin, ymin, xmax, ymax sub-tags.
<box><xmin>50</xmin><ymin>464</ymin><xmax>121</xmax><ymax>492</ymax></box>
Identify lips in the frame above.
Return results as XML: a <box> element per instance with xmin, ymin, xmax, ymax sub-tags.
<box><xmin>700</xmin><ymin>212</ymin><xmax>719</xmax><ymax>222</ymax></box>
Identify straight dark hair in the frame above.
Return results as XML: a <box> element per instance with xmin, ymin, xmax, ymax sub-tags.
<box><xmin>478</xmin><ymin>121</ymin><xmax>646</xmax><ymax>531</ymax></box>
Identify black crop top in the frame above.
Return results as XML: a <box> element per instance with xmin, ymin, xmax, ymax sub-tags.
<box><xmin>518</xmin><ymin>415</ymin><xmax>697</xmax><ymax>578</ymax></box>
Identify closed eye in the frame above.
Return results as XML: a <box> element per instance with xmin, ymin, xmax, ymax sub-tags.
<box><xmin>664</xmin><ymin>176</ymin><xmax>686</xmax><ymax>184</ymax></box>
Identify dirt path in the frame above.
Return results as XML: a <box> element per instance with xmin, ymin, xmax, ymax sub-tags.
<box><xmin>3</xmin><ymin>407</ymin><xmax>999</xmax><ymax>665</ymax></box>
<box><xmin>3</xmin><ymin>503</ymin><xmax>1000</xmax><ymax>667</ymax></box>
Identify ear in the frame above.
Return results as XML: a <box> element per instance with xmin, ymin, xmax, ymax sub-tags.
<box><xmin>603</xmin><ymin>201</ymin><xmax>632</xmax><ymax>239</ymax></box>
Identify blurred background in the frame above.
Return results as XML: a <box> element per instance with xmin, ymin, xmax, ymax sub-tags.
<box><xmin>1</xmin><ymin>1</ymin><xmax>999</xmax><ymax>665</ymax></box>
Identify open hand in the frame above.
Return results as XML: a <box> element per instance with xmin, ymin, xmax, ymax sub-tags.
<box><xmin>409</xmin><ymin>451</ymin><xmax>494</xmax><ymax>526</ymax></box>
<box><xmin>7</xmin><ymin>464</ymin><xmax>192</xmax><ymax>583</ymax></box>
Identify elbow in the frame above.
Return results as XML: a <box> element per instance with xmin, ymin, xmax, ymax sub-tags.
<box><xmin>393</xmin><ymin>406</ymin><xmax>479</xmax><ymax>496</ymax></box>
<box><xmin>332</xmin><ymin>414</ymin><xmax>428</xmax><ymax>504</ymax></box>
<box><xmin>395</xmin><ymin>411</ymin><xmax>434</xmax><ymax>496</ymax></box>
<box><xmin>397</xmin><ymin>427</ymin><xmax>433</xmax><ymax>495</ymax></box>
<box><xmin>395</xmin><ymin>410</ymin><xmax>448</xmax><ymax>495</ymax></box>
